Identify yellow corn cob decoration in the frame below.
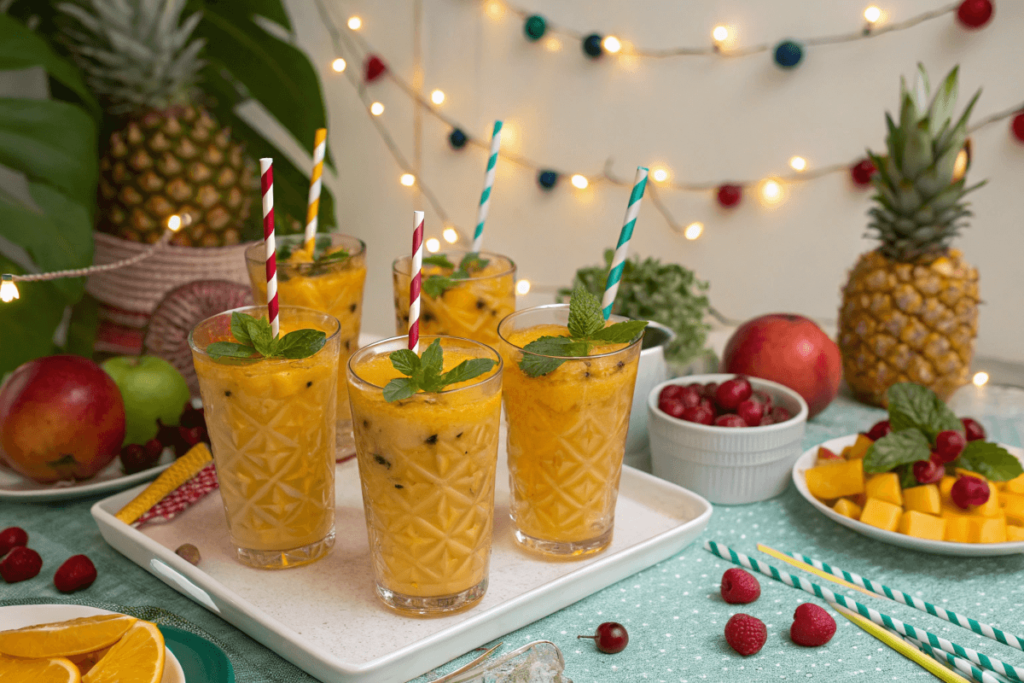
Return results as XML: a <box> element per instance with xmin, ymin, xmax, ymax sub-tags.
<box><xmin>116</xmin><ymin>443</ymin><xmax>213</xmax><ymax>525</ymax></box>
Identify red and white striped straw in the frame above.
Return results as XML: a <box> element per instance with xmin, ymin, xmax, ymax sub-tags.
<box><xmin>260</xmin><ymin>158</ymin><xmax>279</xmax><ymax>338</ymax></box>
<box><xmin>408</xmin><ymin>211</ymin><xmax>424</xmax><ymax>354</ymax></box>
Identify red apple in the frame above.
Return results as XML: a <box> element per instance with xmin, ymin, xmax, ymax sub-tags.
<box><xmin>0</xmin><ymin>356</ymin><xmax>126</xmax><ymax>483</ymax></box>
<box><xmin>721</xmin><ymin>314</ymin><xmax>841</xmax><ymax>419</ymax></box>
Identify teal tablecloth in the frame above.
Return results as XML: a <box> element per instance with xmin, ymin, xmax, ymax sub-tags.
<box><xmin>2</xmin><ymin>389</ymin><xmax>1023</xmax><ymax>682</ymax></box>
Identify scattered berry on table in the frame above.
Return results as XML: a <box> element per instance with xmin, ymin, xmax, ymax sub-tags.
<box><xmin>866</xmin><ymin>420</ymin><xmax>891</xmax><ymax>441</ymax></box>
<box><xmin>720</xmin><ymin>568</ymin><xmax>761</xmax><ymax>604</ymax></box>
<box><xmin>961</xmin><ymin>417</ymin><xmax>986</xmax><ymax>442</ymax></box>
<box><xmin>913</xmin><ymin>456</ymin><xmax>945</xmax><ymax>485</ymax></box>
<box><xmin>577</xmin><ymin>622</ymin><xmax>629</xmax><ymax>654</ymax></box>
<box><xmin>790</xmin><ymin>603</ymin><xmax>836</xmax><ymax>647</ymax></box>
<box><xmin>0</xmin><ymin>546</ymin><xmax>42</xmax><ymax>583</ymax></box>
<box><xmin>724</xmin><ymin>613</ymin><xmax>767</xmax><ymax>656</ymax></box>
<box><xmin>951</xmin><ymin>475</ymin><xmax>990</xmax><ymax>509</ymax></box>
<box><xmin>53</xmin><ymin>555</ymin><xmax>97</xmax><ymax>593</ymax></box>
<box><xmin>175</xmin><ymin>544</ymin><xmax>202</xmax><ymax>566</ymax></box>
<box><xmin>0</xmin><ymin>526</ymin><xmax>28</xmax><ymax>557</ymax></box>
<box><xmin>934</xmin><ymin>430</ymin><xmax>966</xmax><ymax>463</ymax></box>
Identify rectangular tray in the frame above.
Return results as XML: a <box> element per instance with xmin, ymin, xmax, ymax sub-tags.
<box><xmin>92</xmin><ymin>438</ymin><xmax>712</xmax><ymax>683</ymax></box>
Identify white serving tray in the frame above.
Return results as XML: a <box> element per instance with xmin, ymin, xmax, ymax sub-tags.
<box><xmin>92</xmin><ymin>437</ymin><xmax>712</xmax><ymax>683</ymax></box>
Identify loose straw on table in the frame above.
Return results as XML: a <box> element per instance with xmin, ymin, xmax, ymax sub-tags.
<box><xmin>756</xmin><ymin>543</ymin><xmax>877</xmax><ymax>599</ymax></box>
<box><xmin>703</xmin><ymin>541</ymin><xmax>1023</xmax><ymax>683</ymax></box>
<box><xmin>897</xmin><ymin>631</ymin><xmax>1012</xmax><ymax>683</ymax></box>
<box><xmin>788</xmin><ymin>551</ymin><xmax>1024</xmax><ymax>652</ymax></box>
<box><xmin>602</xmin><ymin>166</ymin><xmax>648</xmax><ymax>319</ymax></box>
<box><xmin>471</xmin><ymin>120</ymin><xmax>502</xmax><ymax>252</ymax></box>
<box><xmin>409</xmin><ymin>210</ymin><xmax>425</xmax><ymax>353</ymax></box>
<box><xmin>304</xmin><ymin>127</ymin><xmax>328</xmax><ymax>251</ymax></box>
<box><xmin>261</xmin><ymin>158</ymin><xmax>279</xmax><ymax>338</ymax></box>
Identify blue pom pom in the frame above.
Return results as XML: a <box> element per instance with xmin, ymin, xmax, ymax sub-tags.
<box><xmin>773</xmin><ymin>40</ymin><xmax>803</xmax><ymax>68</ymax></box>
<box><xmin>524</xmin><ymin>15</ymin><xmax>546</xmax><ymax>41</ymax></box>
<box><xmin>448</xmin><ymin>128</ymin><xmax>467</xmax><ymax>149</ymax></box>
<box><xmin>538</xmin><ymin>170</ymin><xmax>558</xmax><ymax>189</ymax></box>
<box><xmin>583</xmin><ymin>34</ymin><xmax>603</xmax><ymax>58</ymax></box>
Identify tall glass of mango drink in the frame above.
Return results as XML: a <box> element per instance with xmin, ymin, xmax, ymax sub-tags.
<box><xmin>245</xmin><ymin>234</ymin><xmax>366</xmax><ymax>455</ymax></box>
<box><xmin>190</xmin><ymin>305</ymin><xmax>341</xmax><ymax>569</ymax></box>
<box><xmin>347</xmin><ymin>335</ymin><xmax>502</xmax><ymax>614</ymax></box>
<box><xmin>392</xmin><ymin>250</ymin><xmax>515</xmax><ymax>346</ymax></box>
<box><xmin>498</xmin><ymin>302</ymin><xmax>644</xmax><ymax>557</ymax></box>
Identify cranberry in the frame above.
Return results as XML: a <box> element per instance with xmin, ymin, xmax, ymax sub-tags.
<box><xmin>698</xmin><ymin>397</ymin><xmax>718</xmax><ymax>417</ymax></box>
<box><xmin>685</xmin><ymin>382</ymin><xmax>703</xmax><ymax>393</ymax></box>
<box><xmin>144</xmin><ymin>438</ymin><xmax>163</xmax><ymax>461</ymax></box>
<box><xmin>758</xmin><ymin>415</ymin><xmax>775</xmax><ymax>426</ymax></box>
<box><xmin>961</xmin><ymin>418</ymin><xmax>986</xmax><ymax>442</ymax></box>
<box><xmin>679</xmin><ymin>386</ymin><xmax>702</xmax><ymax>408</ymax></box>
<box><xmin>179</xmin><ymin>403</ymin><xmax>206</xmax><ymax>429</ymax></box>
<box><xmin>866</xmin><ymin>420</ymin><xmax>891</xmax><ymax>441</ymax></box>
<box><xmin>715</xmin><ymin>414</ymin><xmax>748</xmax><ymax>428</ymax></box>
<box><xmin>660</xmin><ymin>385</ymin><xmax>685</xmax><ymax>402</ymax></box>
<box><xmin>951</xmin><ymin>476</ymin><xmax>990</xmax><ymax>509</ymax></box>
<box><xmin>659</xmin><ymin>398</ymin><xmax>687</xmax><ymax>419</ymax></box>
<box><xmin>179</xmin><ymin>425</ymin><xmax>206</xmax><ymax>447</ymax></box>
<box><xmin>913</xmin><ymin>456</ymin><xmax>945</xmax><ymax>485</ymax></box>
<box><xmin>716</xmin><ymin>378</ymin><xmax>753</xmax><ymax>411</ymax></box>
<box><xmin>770</xmin><ymin>406</ymin><xmax>791</xmax><ymax>423</ymax></box>
<box><xmin>702</xmin><ymin>382</ymin><xmax>719</xmax><ymax>399</ymax></box>
<box><xmin>578</xmin><ymin>622</ymin><xmax>629</xmax><ymax>654</ymax></box>
<box><xmin>682</xmin><ymin>405</ymin><xmax>715</xmax><ymax>425</ymax></box>
<box><xmin>0</xmin><ymin>527</ymin><xmax>28</xmax><ymax>558</ymax></box>
<box><xmin>120</xmin><ymin>444</ymin><xmax>152</xmax><ymax>475</ymax></box>
<box><xmin>736</xmin><ymin>399</ymin><xmax>764</xmax><ymax>426</ymax></box>
<box><xmin>751</xmin><ymin>390</ymin><xmax>773</xmax><ymax>410</ymax></box>
<box><xmin>934</xmin><ymin>430</ymin><xmax>966</xmax><ymax>464</ymax></box>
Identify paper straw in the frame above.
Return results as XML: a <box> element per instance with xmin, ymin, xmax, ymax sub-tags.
<box><xmin>260</xmin><ymin>158</ymin><xmax>279</xmax><ymax>338</ymax></box>
<box><xmin>897</xmin><ymin>631</ymin><xmax>1011</xmax><ymax>683</ymax></box>
<box><xmin>703</xmin><ymin>541</ymin><xmax>1022</xmax><ymax>683</ymax></box>
<box><xmin>409</xmin><ymin>211</ymin><xmax>425</xmax><ymax>353</ymax></box>
<box><xmin>472</xmin><ymin>120</ymin><xmax>502</xmax><ymax>252</ymax></box>
<box><xmin>601</xmin><ymin>166</ymin><xmax>648</xmax><ymax>319</ymax></box>
<box><xmin>303</xmin><ymin>127</ymin><xmax>328</xmax><ymax>251</ymax></box>
<box><xmin>756</xmin><ymin>543</ymin><xmax>878</xmax><ymax>599</ymax></box>
<box><xmin>787</xmin><ymin>551</ymin><xmax>1024</xmax><ymax>652</ymax></box>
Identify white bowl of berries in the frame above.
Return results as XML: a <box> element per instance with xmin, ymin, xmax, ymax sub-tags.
<box><xmin>648</xmin><ymin>374</ymin><xmax>809</xmax><ymax>504</ymax></box>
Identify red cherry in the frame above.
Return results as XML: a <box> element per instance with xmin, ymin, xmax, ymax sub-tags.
<box><xmin>364</xmin><ymin>55</ymin><xmax>387</xmax><ymax>82</ymax></box>
<box><xmin>659</xmin><ymin>398</ymin><xmax>687</xmax><ymax>419</ymax></box>
<box><xmin>715</xmin><ymin>414</ymin><xmax>748</xmax><ymax>428</ymax></box>
<box><xmin>951</xmin><ymin>475</ymin><xmax>990</xmax><ymax>508</ymax></box>
<box><xmin>660</xmin><ymin>385</ymin><xmax>685</xmax><ymax>402</ymax></box>
<box><xmin>961</xmin><ymin>417</ymin><xmax>986</xmax><ymax>442</ymax></box>
<box><xmin>717</xmin><ymin>184</ymin><xmax>742</xmax><ymax>208</ymax></box>
<box><xmin>716</xmin><ymin>378</ymin><xmax>753</xmax><ymax>411</ymax></box>
<box><xmin>851</xmin><ymin>159</ymin><xmax>877</xmax><ymax>186</ymax></box>
<box><xmin>913</xmin><ymin>456</ymin><xmax>945</xmax><ymax>485</ymax></box>
<box><xmin>682</xmin><ymin>405</ymin><xmax>715</xmax><ymax>425</ymax></box>
<box><xmin>866</xmin><ymin>420</ymin><xmax>891</xmax><ymax>442</ymax></box>
<box><xmin>770</xmin><ymin>406</ymin><xmax>791</xmax><ymax>423</ymax></box>
<box><xmin>956</xmin><ymin>0</ymin><xmax>993</xmax><ymax>28</ymax></box>
<box><xmin>1013</xmin><ymin>113</ymin><xmax>1024</xmax><ymax>143</ymax></box>
<box><xmin>578</xmin><ymin>622</ymin><xmax>629</xmax><ymax>654</ymax></box>
<box><xmin>736</xmin><ymin>400</ymin><xmax>764</xmax><ymax>426</ymax></box>
<box><xmin>702</xmin><ymin>382</ymin><xmax>719</xmax><ymax>399</ymax></box>
<box><xmin>934</xmin><ymin>430</ymin><xmax>966</xmax><ymax>464</ymax></box>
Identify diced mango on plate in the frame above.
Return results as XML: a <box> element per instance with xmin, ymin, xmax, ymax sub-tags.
<box><xmin>1005</xmin><ymin>473</ymin><xmax>1024</xmax><ymax>495</ymax></box>
<box><xmin>1008</xmin><ymin>526</ymin><xmax>1024</xmax><ymax>542</ymax></box>
<box><xmin>866</xmin><ymin>473</ymin><xmax>903</xmax><ymax>507</ymax></box>
<box><xmin>833</xmin><ymin>498</ymin><xmax>862</xmax><ymax>520</ymax></box>
<box><xmin>847</xmin><ymin>434</ymin><xmax>873</xmax><ymax>460</ymax></box>
<box><xmin>860</xmin><ymin>498</ymin><xmax>902</xmax><ymax>532</ymax></box>
<box><xmin>805</xmin><ymin>458</ymin><xmax>864</xmax><ymax>500</ymax></box>
<box><xmin>898</xmin><ymin>511</ymin><xmax>946</xmax><ymax>541</ymax></box>
<box><xmin>903</xmin><ymin>485</ymin><xmax>941</xmax><ymax>515</ymax></box>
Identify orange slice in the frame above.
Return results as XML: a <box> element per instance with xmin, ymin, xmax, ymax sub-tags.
<box><xmin>82</xmin><ymin>620</ymin><xmax>164</xmax><ymax>683</ymax></box>
<box><xmin>0</xmin><ymin>655</ymin><xmax>81</xmax><ymax>683</ymax></box>
<box><xmin>116</xmin><ymin>442</ymin><xmax>213</xmax><ymax>524</ymax></box>
<box><xmin>0</xmin><ymin>615</ymin><xmax>136</xmax><ymax>659</ymax></box>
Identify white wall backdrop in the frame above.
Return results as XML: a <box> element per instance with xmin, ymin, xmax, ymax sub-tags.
<box><xmin>280</xmin><ymin>0</ymin><xmax>1024</xmax><ymax>361</ymax></box>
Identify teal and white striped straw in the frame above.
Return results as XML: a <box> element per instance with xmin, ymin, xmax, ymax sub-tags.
<box><xmin>602</xmin><ymin>166</ymin><xmax>648</xmax><ymax>319</ymax></box>
<box><xmin>898</xmin><ymin>631</ymin><xmax>1012</xmax><ymax>683</ymax></box>
<box><xmin>789</xmin><ymin>551</ymin><xmax>1024</xmax><ymax>653</ymax></box>
<box><xmin>472</xmin><ymin>120</ymin><xmax>503</xmax><ymax>252</ymax></box>
<box><xmin>703</xmin><ymin>541</ymin><xmax>1022</xmax><ymax>683</ymax></box>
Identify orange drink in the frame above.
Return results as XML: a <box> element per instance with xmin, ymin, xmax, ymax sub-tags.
<box><xmin>392</xmin><ymin>250</ymin><xmax>515</xmax><ymax>346</ymax></box>
<box><xmin>498</xmin><ymin>305</ymin><xmax>642</xmax><ymax>557</ymax></box>
<box><xmin>190</xmin><ymin>306</ymin><xmax>341</xmax><ymax>569</ymax></box>
<box><xmin>347</xmin><ymin>336</ymin><xmax>502</xmax><ymax>614</ymax></box>
<box><xmin>246</xmin><ymin>234</ymin><xmax>365</xmax><ymax>454</ymax></box>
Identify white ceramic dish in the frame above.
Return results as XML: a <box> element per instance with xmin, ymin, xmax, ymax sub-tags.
<box><xmin>91</xmin><ymin>445</ymin><xmax>712</xmax><ymax>683</ymax></box>
<box><xmin>0</xmin><ymin>604</ymin><xmax>185</xmax><ymax>682</ymax></box>
<box><xmin>648</xmin><ymin>373</ymin><xmax>809</xmax><ymax>504</ymax></box>
<box><xmin>0</xmin><ymin>452</ymin><xmax>173</xmax><ymax>502</ymax></box>
<box><xmin>793</xmin><ymin>434</ymin><xmax>1024</xmax><ymax>556</ymax></box>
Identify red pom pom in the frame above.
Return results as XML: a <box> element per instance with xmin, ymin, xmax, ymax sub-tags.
<box><xmin>1012</xmin><ymin>112</ymin><xmax>1024</xmax><ymax>143</ymax></box>
<box><xmin>957</xmin><ymin>0</ymin><xmax>993</xmax><ymax>28</ymax></box>
<box><xmin>851</xmin><ymin>158</ymin><xmax>877</xmax><ymax>186</ymax></box>
<box><xmin>364</xmin><ymin>55</ymin><xmax>387</xmax><ymax>83</ymax></box>
<box><xmin>717</xmin><ymin>184</ymin><xmax>742</xmax><ymax>207</ymax></box>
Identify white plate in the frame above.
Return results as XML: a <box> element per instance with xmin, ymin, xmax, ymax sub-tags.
<box><xmin>0</xmin><ymin>604</ymin><xmax>185</xmax><ymax>682</ymax></box>
<box><xmin>0</xmin><ymin>452</ymin><xmax>174</xmax><ymax>502</ymax></box>
<box><xmin>793</xmin><ymin>434</ymin><xmax>1024</xmax><ymax>556</ymax></box>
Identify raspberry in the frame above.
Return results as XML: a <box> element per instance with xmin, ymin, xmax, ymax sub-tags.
<box><xmin>0</xmin><ymin>546</ymin><xmax>42</xmax><ymax>583</ymax></box>
<box><xmin>951</xmin><ymin>475</ymin><xmax>990</xmax><ymax>509</ymax></box>
<box><xmin>0</xmin><ymin>526</ymin><xmax>28</xmax><ymax>557</ymax></box>
<box><xmin>53</xmin><ymin>554</ymin><xmax>97</xmax><ymax>593</ymax></box>
<box><xmin>790</xmin><ymin>603</ymin><xmax>836</xmax><ymax>646</ymax></box>
<box><xmin>724</xmin><ymin>613</ymin><xmax>767</xmax><ymax>656</ymax></box>
<box><xmin>720</xmin><ymin>568</ymin><xmax>760</xmax><ymax>604</ymax></box>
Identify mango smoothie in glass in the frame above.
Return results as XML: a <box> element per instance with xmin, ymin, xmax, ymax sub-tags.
<box><xmin>190</xmin><ymin>305</ymin><xmax>341</xmax><ymax>569</ymax></box>
<box><xmin>498</xmin><ymin>304</ymin><xmax>643</xmax><ymax>557</ymax></box>
<box><xmin>392</xmin><ymin>250</ymin><xmax>515</xmax><ymax>346</ymax></box>
<box><xmin>347</xmin><ymin>335</ymin><xmax>502</xmax><ymax>614</ymax></box>
<box><xmin>246</xmin><ymin>233</ymin><xmax>365</xmax><ymax>455</ymax></box>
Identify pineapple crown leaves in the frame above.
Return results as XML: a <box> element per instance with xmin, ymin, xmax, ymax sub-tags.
<box><xmin>57</xmin><ymin>0</ymin><xmax>206</xmax><ymax>114</ymax></box>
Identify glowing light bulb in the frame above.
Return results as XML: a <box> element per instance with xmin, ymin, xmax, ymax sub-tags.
<box><xmin>516</xmin><ymin>279</ymin><xmax>531</xmax><ymax>295</ymax></box>
<box><xmin>0</xmin><ymin>275</ymin><xmax>19</xmax><ymax>303</ymax></box>
<box><xmin>953</xmin><ymin>144</ymin><xmax>970</xmax><ymax>182</ymax></box>
<box><xmin>602</xmin><ymin>36</ymin><xmax>622</xmax><ymax>53</ymax></box>
<box><xmin>430</xmin><ymin>89</ymin><xmax>445</xmax><ymax>105</ymax></box>
<box><xmin>400</xmin><ymin>173</ymin><xmax>416</xmax><ymax>187</ymax></box>
<box><xmin>864</xmin><ymin>6</ymin><xmax>881</xmax><ymax>23</ymax></box>
<box><xmin>760</xmin><ymin>179</ymin><xmax>783</xmax><ymax>204</ymax></box>
<box><xmin>370</xmin><ymin>101</ymin><xmax>384</xmax><ymax>116</ymax></box>
<box><xmin>789</xmin><ymin>156</ymin><xmax>807</xmax><ymax>172</ymax></box>
<box><xmin>167</xmin><ymin>214</ymin><xmax>182</xmax><ymax>231</ymax></box>
<box><xmin>973</xmin><ymin>371</ymin><xmax>990</xmax><ymax>387</ymax></box>
<box><xmin>684</xmin><ymin>222</ymin><xmax>704</xmax><ymax>240</ymax></box>
<box><xmin>426</xmin><ymin>238</ymin><xmax>441</xmax><ymax>253</ymax></box>
<box><xmin>442</xmin><ymin>227</ymin><xmax>459</xmax><ymax>244</ymax></box>
<box><xmin>331</xmin><ymin>58</ymin><xmax>347</xmax><ymax>72</ymax></box>
<box><xmin>347</xmin><ymin>16</ymin><xmax>362</xmax><ymax>30</ymax></box>
<box><xmin>571</xmin><ymin>174</ymin><xmax>589</xmax><ymax>189</ymax></box>
<box><xmin>544</xmin><ymin>37</ymin><xmax>562</xmax><ymax>52</ymax></box>
<box><xmin>485</xmin><ymin>1</ymin><xmax>505</xmax><ymax>20</ymax></box>
<box><xmin>652</xmin><ymin>168</ymin><xmax>669</xmax><ymax>183</ymax></box>
<box><xmin>712</xmin><ymin>25</ymin><xmax>729</xmax><ymax>43</ymax></box>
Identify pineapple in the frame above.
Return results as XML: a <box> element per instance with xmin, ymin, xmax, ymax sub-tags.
<box><xmin>58</xmin><ymin>0</ymin><xmax>254</xmax><ymax>247</ymax></box>
<box><xmin>839</xmin><ymin>65</ymin><xmax>983</xmax><ymax>406</ymax></box>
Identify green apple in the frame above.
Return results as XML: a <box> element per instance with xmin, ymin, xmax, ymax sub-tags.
<box><xmin>102</xmin><ymin>356</ymin><xmax>191</xmax><ymax>446</ymax></box>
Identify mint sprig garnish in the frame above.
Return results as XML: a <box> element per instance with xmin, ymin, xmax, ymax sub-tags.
<box><xmin>422</xmin><ymin>252</ymin><xmax>492</xmax><ymax>298</ymax></box>
<box><xmin>958</xmin><ymin>441</ymin><xmax>1023</xmax><ymax>481</ymax></box>
<box><xmin>886</xmin><ymin>382</ymin><xmax>962</xmax><ymax>441</ymax></box>
<box><xmin>518</xmin><ymin>287</ymin><xmax>648</xmax><ymax>378</ymax></box>
<box><xmin>277</xmin><ymin>237</ymin><xmax>349</xmax><ymax>266</ymax></box>
<box><xmin>206</xmin><ymin>312</ymin><xmax>326</xmax><ymax>361</ymax></box>
<box><xmin>863</xmin><ymin>429</ymin><xmax>931</xmax><ymax>474</ymax></box>
<box><xmin>382</xmin><ymin>338</ymin><xmax>496</xmax><ymax>402</ymax></box>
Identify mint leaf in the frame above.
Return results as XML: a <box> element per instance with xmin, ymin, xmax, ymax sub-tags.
<box><xmin>383</xmin><ymin>377</ymin><xmax>416</xmax><ymax>402</ymax></box>
<box><xmin>277</xmin><ymin>242</ymin><xmax>293</xmax><ymax>262</ymax></box>
<box><xmin>519</xmin><ymin>354</ymin><xmax>569</xmax><ymax>378</ymax></box>
<box><xmin>423</xmin><ymin>254</ymin><xmax>456</xmax><ymax>269</ymax></box>
<box><xmin>315</xmin><ymin>248</ymin><xmax>350</xmax><ymax>265</ymax></box>
<box><xmin>567</xmin><ymin>286</ymin><xmax>604</xmax><ymax>339</ymax></box>
<box><xmin>957</xmin><ymin>441</ymin><xmax>1024</xmax><ymax>482</ymax></box>
<box><xmin>441</xmin><ymin>358</ymin><xmax>496</xmax><ymax>386</ymax></box>
<box><xmin>420</xmin><ymin>339</ymin><xmax>444</xmax><ymax>379</ymax></box>
<box><xmin>230</xmin><ymin>312</ymin><xmax>254</xmax><ymax>347</ymax></box>
<box><xmin>206</xmin><ymin>342</ymin><xmax>257</xmax><ymax>360</ymax></box>
<box><xmin>863</xmin><ymin>428</ymin><xmax>932</xmax><ymax>474</ymax></box>
<box><xmin>887</xmin><ymin>382</ymin><xmax>962</xmax><ymax>441</ymax></box>
<box><xmin>235</xmin><ymin>314</ymin><xmax>275</xmax><ymax>357</ymax></box>
<box><xmin>459</xmin><ymin>253</ymin><xmax>490</xmax><ymax>272</ymax></box>
<box><xmin>518</xmin><ymin>336</ymin><xmax>591</xmax><ymax>378</ymax></box>
<box><xmin>898</xmin><ymin>465</ymin><xmax>920</xmax><ymax>489</ymax></box>
<box><xmin>389</xmin><ymin>349</ymin><xmax>420</xmax><ymax>376</ymax></box>
<box><xmin>275</xmin><ymin>329</ymin><xmax>326</xmax><ymax>359</ymax></box>
<box><xmin>590</xmin><ymin>319</ymin><xmax>648</xmax><ymax>344</ymax></box>
<box><xmin>423</xmin><ymin>275</ymin><xmax>456</xmax><ymax>298</ymax></box>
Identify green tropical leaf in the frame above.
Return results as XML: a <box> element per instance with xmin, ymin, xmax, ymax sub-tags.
<box><xmin>63</xmin><ymin>294</ymin><xmax>99</xmax><ymax>357</ymax></box>
<box><xmin>0</xmin><ymin>256</ymin><xmax>66</xmax><ymax>375</ymax></box>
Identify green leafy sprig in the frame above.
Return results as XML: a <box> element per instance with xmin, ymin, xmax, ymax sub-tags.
<box><xmin>422</xmin><ymin>253</ymin><xmax>491</xmax><ymax>298</ymax></box>
<box><xmin>518</xmin><ymin>287</ymin><xmax>647</xmax><ymax>378</ymax></box>
<box><xmin>383</xmin><ymin>338</ymin><xmax>496</xmax><ymax>402</ymax></box>
<box><xmin>205</xmin><ymin>312</ymin><xmax>326</xmax><ymax>361</ymax></box>
<box><xmin>278</xmin><ymin>236</ymin><xmax>349</xmax><ymax>266</ymax></box>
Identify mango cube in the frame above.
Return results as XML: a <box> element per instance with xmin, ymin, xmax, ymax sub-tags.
<box><xmin>833</xmin><ymin>498</ymin><xmax>862</xmax><ymax>520</ymax></box>
<box><xmin>903</xmin><ymin>485</ymin><xmax>941</xmax><ymax>515</ymax></box>
<box><xmin>898</xmin><ymin>511</ymin><xmax>946</xmax><ymax>541</ymax></box>
<box><xmin>939</xmin><ymin>476</ymin><xmax>956</xmax><ymax>504</ymax></box>
<box><xmin>840</xmin><ymin>446</ymin><xmax>853</xmax><ymax>459</ymax></box>
<box><xmin>860</xmin><ymin>498</ymin><xmax>902</xmax><ymax>532</ymax></box>
<box><xmin>805</xmin><ymin>458</ymin><xmax>865</xmax><ymax>501</ymax></box>
<box><xmin>1007</xmin><ymin>525</ymin><xmax>1024</xmax><ymax>542</ymax></box>
<box><xmin>966</xmin><ymin>489</ymin><xmax>1001</xmax><ymax>518</ymax></box>
<box><xmin>1002</xmin><ymin>492</ymin><xmax>1024</xmax><ymax>510</ymax></box>
<box><xmin>848</xmin><ymin>434</ymin><xmax>873</xmax><ymax>460</ymax></box>
<box><xmin>944</xmin><ymin>516</ymin><xmax>972</xmax><ymax>543</ymax></box>
<box><xmin>970</xmin><ymin>516</ymin><xmax>1007</xmax><ymax>544</ymax></box>
<box><xmin>1005</xmin><ymin>473</ymin><xmax>1024</xmax><ymax>495</ymax></box>
<box><xmin>1003</xmin><ymin>496</ymin><xmax>1024</xmax><ymax>526</ymax></box>
<box><xmin>865</xmin><ymin>473</ymin><xmax>903</xmax><ymax>507</ymax></box>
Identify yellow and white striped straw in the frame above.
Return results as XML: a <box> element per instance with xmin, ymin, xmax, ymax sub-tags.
<box><xmin>304</xmin><ymin>127</ymin><xmax>328</xmax><ymax>251</ymax></box>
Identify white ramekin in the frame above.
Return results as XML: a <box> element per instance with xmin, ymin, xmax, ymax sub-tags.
<box><xmin>648</xmin><ymin>373</ymin><xmax>809</xmax><ymax>504</ymax></box>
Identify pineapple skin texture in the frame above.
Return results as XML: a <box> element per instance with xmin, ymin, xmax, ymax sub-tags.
<box><xmin>838</xmin><ymin>248</ymin><xmax>978</xmax><ymax>407</ymax></box>
<box><xmin>98</xmin><ymin>106</ymin><xmax>255</xmax><ymax>247</ymax></box>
